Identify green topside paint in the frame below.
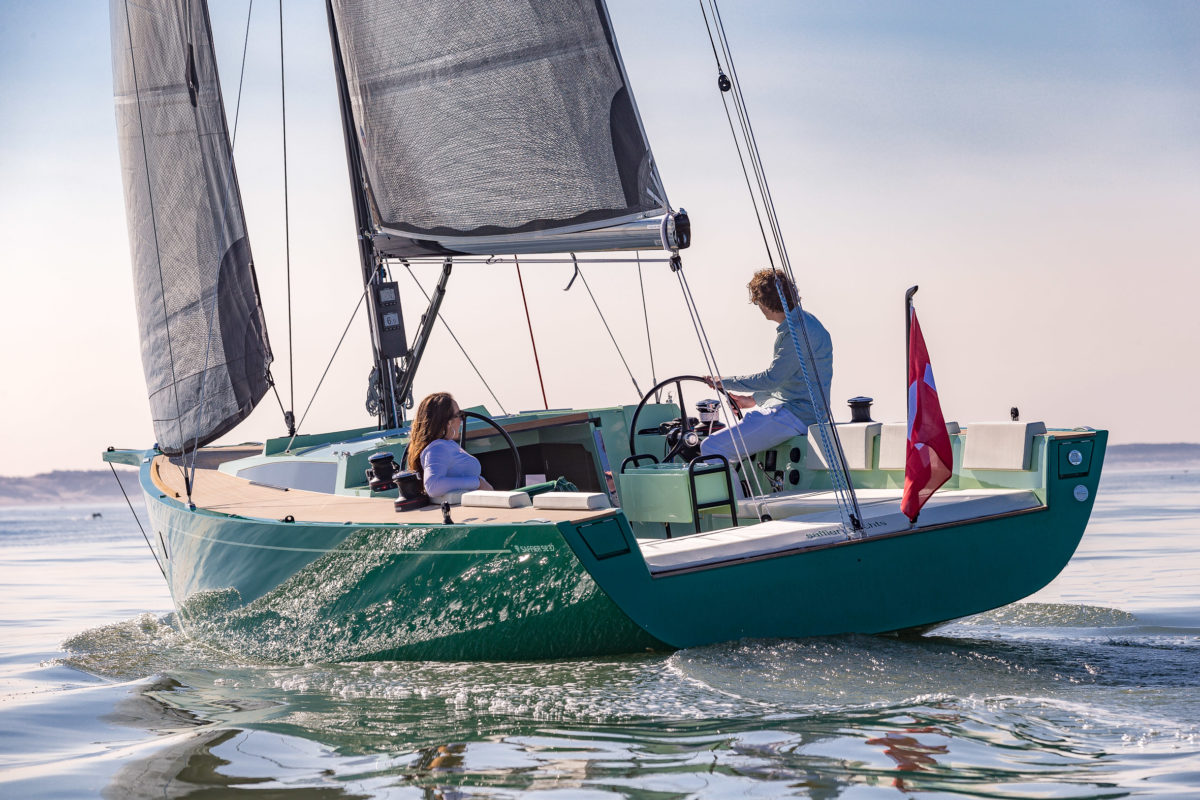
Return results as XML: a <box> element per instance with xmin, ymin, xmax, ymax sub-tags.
<box><xmin>114</xmin><ymin>406</ymin><xmax>1107</xmax><ymax>661</ymax></box>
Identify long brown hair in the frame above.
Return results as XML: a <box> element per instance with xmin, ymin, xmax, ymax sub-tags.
<box><xmin>407</xmin><ymin>392</ymin><xmax>459</xmax><ymax>473</ymax></box>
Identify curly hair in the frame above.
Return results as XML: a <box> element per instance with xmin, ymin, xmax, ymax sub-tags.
<box><xmin>747</xmin><ymin>268</ymin><xmax>799</xmax><ymax>314</ymax></box>
<box><xmin>407</xmin><ymin>392</ymin><xmax>459</xmax><ymax>473</ymax></box>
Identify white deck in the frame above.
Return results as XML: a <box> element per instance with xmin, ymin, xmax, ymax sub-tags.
<box><xmin>639</xmin><ymin>489</ymin><xmax>1044</xmax><ymax>574</ymax></box>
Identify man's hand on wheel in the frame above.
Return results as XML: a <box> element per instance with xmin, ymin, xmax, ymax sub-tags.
<box><xmin>730</xmin><ymin>393</ymin><xmax>756</xmax><ymax>410</ymax></box>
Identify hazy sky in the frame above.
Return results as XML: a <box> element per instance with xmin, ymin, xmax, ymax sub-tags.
<box><xmin>1</xmin><ymin>1</ymin><xmax>1198</xmax><ymax>477</ymax></box>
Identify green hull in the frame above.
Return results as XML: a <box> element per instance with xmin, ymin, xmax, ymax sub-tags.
<box><xmin>142</xmin><ymin>477</ymin><xmax>665</xmax><ymax>661</ymax></box>
<box><xmin>119</xmin><ymin>420</ymin><xmax>1105</xmax><ymax>662</ymax></box>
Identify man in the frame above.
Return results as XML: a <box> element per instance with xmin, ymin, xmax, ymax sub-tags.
<box><xmin>702</xmin><ymin>268</ymin><xmax>833</xmax><ymax>470</ymax></box>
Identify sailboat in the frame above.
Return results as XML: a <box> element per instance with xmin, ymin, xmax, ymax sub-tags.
<box><xmin>103</xmin><ymin>0</ymin><xmax>1106</xmax><ymax>662</ymax></box>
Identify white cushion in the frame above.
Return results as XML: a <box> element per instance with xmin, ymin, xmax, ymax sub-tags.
<box><xmin>532</xmin><ymin>491</ymin><xmax>611</xmax><ymax>510</ymax></box>
<box><xmin>805</xmin><ymin>422</ymin><xmax>881</xmax><ymax>470</ymax></box>
<box><xmin>878</xmin><ymin>421</ymin><xmax>960</xmax><ymax>470</ymax></box>
<box><xmin>460</xmin><ymin>490</ymin><xmax>532</xmax><ymax>508</ymax></box>
<box><xmin>962</xmin><ymin>421</ymin><xmax>1046</xmax><ymax>470</ymax></box>
<box><xmin>877</xmin><ymin>423</ymin><xmax>908</xmax><ymax>470</ymax></box>
<box><xmin>641</xmin><ymin>488</ymin><xmax>1042</xmax><ymax>573</ymax></box>
<box><xmin>737</xmin><ymin>488</ymin><xmax>902</xmax><ymax>520</ymax></box>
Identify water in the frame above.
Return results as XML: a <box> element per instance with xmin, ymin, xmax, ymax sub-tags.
<box><xmin>2</xmin><ymin>454</ymin><xmax>1198</xmax><ymax>798</ymax></box>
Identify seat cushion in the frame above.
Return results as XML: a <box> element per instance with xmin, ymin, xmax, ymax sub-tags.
<box><xmin>962</xmin><ymin>422</ymin><xmax>1046</xmax><ymax>470</ymax></box>
<box><xmin>460</xmin><ymin>490</ymin><xmax>533</xmax><ymax>508</ymax></box>
<box><xmin>805</xmin><ymin>422</ymin><xmax>881</xmax><ymax>470</ymax></box>
<box><xmin>532</xmin><ymin>492</ymin><xmax>611</xmax><ymax>510</ymax></box>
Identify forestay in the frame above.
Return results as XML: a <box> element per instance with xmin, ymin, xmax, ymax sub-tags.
<box><xmin>330</xmin><ymin>0</ymin><xmax>673</xmax><ymax>257</ymax></box>
<box><xmin>111</xmin><ymin>0</ymin><xmax>272</xmax><ymax>455</ymax></box>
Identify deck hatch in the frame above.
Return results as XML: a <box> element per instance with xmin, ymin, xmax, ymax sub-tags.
<box><xmin>576</xmin><ymin>518</ymin><xmax>630</xmax><ymax>560</ymax></box>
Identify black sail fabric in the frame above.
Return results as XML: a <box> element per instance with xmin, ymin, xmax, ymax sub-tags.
<box><xmin>111</xmin><ymin>0</ymin><xmax>271</xmax><ymax>455</ymax></box>
<box><xmin>330</xmin><ymin>0</ymin><xmax>670</xmax><ymax>257</ymax></box>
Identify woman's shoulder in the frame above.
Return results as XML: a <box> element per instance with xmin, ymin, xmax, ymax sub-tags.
<box><xmin>420</xmin><ymin>438</ymin><xmax>455</xmax><ymax>461</ymax></box>
<box><xmin>422</xmin><ymin>438</ymin><xmax>458</xmax><ymax>454</ymax></box>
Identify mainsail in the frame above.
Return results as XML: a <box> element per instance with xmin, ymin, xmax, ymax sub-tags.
<box><xmin>330</xmin><ymin>0</ymin><xmax>680</xmax><ymax>257</ymax></box>
<box><xmin>111</xmin><ymin>0</ymin><xmax>272</xmax><ymax>455</ymax></box>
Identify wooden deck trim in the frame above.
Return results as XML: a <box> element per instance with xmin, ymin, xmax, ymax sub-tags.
<box><xmin>151</xmin><ymin>453</ymin><xmax>614</xmax><ymax>526</ymax></box>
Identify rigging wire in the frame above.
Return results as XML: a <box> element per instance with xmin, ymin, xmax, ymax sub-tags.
<box><xmin>401</xmin><ymin>264</ymin><xmax>508</xmax><ymax>415</ymax></box>
<box><xmin>230</xmin><ymin>0</ymin><xmax>254</xmax><ymax>148</ymax></box>
<box><xmin>698</xmin><ymin>0</ymin><xmax>862</xmax><ymax>529</ymax></box>
<box><xmin>284</xmin><ymin>265</ymin><xmax>381</xmax><ymax>453</ymax></box>
<box><xmin>120</xmin><ymin>0</ymin><xmax>191</xmax><ymax>498</ymax></box>
<box><xmin>636</xmin><ymin>251</ymin><xmax>659</xmax><ymax>401</ymax></box>
<box><xmin>268</xmin><ymin>380</ymin><xmax>289</xmax><ymax>418</ymax></box>
<box><xmin>673</xmin><ymin>268</ymin><xmax>766</xmax><ymax>500</ymax></box>
<box><xmin>713</xmin><ymin>4</ymin><xmax>859</xmax><ymax>529</ymax></box>
<box><xmin>514</xmin><ymin>258</ymin><xmax>549</xmax><ymax>410</ymax></box>
<box><xmin>566</xmin><ymin>255</ymin><xmax>642</xmax><ymax>399</ymax></box>
<box><xmin>278</xmin><ymin>0</ymin><xmax>295</xmax><ymax>431</ymax></box>
<box><xmin>109</xmin><ymin>462</ymin><xmax>166</xmax><ymax>579</ymax></box>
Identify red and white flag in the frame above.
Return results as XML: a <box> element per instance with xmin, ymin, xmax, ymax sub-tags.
<box><xmin>902</xmin><ymin>310</ymin><xmax>953</xmax><ymax>522</ymax></box>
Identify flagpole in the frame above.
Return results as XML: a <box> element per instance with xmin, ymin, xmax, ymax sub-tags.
<box><xmin>905</xmin><ymin>285</ymin><xmax>919</xmax><ymax>378</ymax></box>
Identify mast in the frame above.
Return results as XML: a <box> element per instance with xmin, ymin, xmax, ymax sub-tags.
<box><xmin>324</xmin><ymin>0</ymin><xmax>403</xmax><ymax>429</ymax></box>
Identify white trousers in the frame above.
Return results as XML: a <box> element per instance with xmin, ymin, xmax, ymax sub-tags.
<box><xmin>699</xmin><ymin>405</ymin><xmax>807</xmax><ymax>463</ymax></box>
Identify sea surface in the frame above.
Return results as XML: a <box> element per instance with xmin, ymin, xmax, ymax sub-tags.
<box><xmin>2</xmin><ymin>451</ymin><xmax>1198</xmax><ymax>798</ymax></box>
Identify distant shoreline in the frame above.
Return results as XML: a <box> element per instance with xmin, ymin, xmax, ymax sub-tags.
<box><xmin>0</xmin><ymin>468</ymin><xmax>141</xmax><ymax>508</ymax></box>
<box><xmin>1</xmin><ymin>443</ymin><xmax>1196</xmax><ymax>507</ymax></box>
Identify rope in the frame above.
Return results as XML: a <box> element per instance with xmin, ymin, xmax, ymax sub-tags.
<box><xmin>402</xmin><ymin>265</ymin><xmax>507</xmax><ymax>415</ymax></box>
<box><xmin>515</xmin><ymin>258</ymin><xmax>549</xmax><ymax>410</ymax></box>
<box><xmin>121</xmin><ymin>0</ymin><xmax>190</xmax><ymax>498</ymax></box>
<box><xmin>278</xmin><ymin>0</ymin><xmax>295</xmax><ymax>424</ymax></box>
<box><xmin>697</xmin><ymin>0</ymin><xmax>862</xmax><ymax>528</ymax></box>
<box><xmin>773</xmin><ymin>276</ymin><xmax>862</xmax><ymax>530</ymax></box>
<box><xmin>109</xmin><ymin>462</ymin><xmax>165</xmax><ymax>578</ymax></box>
<box><xmin>566</xmin><ymin>255</ymin><xmax>642</xmax><ymax>399</ymax></box>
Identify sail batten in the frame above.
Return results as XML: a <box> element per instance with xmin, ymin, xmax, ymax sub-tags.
<box><xmin>111</xmin><ymin>0</ymin><xmax>271</xmax><ymax>456</ymax></box>
<box><xmin>330</xmin><ymin>0</ymin><xmax>675</xmax><ymax>257</ymax></box>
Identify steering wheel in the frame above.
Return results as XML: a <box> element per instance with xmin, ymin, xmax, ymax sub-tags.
<box><xmin>457</xmin><ymin>410</ymin><xmax>523</xmax><ymax>490</ymax></box>
<box><xmin>400</xmin><ymin>410</ymin><xmax>523</xmax><ymax>491</ymax></box>
<box><xmin>627</xmin><ymin>375</ymin><xmax>743</xmax><ymax>464</ymax></box>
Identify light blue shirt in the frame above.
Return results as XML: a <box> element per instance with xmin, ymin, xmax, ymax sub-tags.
<box><xmin>419</xmin><ymin>438</ymin><xmax>482</xmax><ymax>498</ymax></box>
<box><xmin>720</xmin><ymin>307</ymin><xmax>833</xmax><ymax>428</ymax></box>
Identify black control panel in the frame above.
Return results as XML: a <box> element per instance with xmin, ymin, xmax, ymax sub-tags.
<box><xmin>371</xmin><ymin>281</ymin><xmax>407</xmax><ymax>358</ymax></box>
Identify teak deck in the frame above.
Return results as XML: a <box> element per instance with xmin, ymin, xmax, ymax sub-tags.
<box><xmin>151</xmin><ymin>448</ymin><xmax>615</xmax><ymax>526</ymax></box>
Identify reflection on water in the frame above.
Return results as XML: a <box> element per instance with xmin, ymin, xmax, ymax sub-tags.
<box><xmin>44</xmin><ymin>613</ymin><xmax>1199</xmax><ymax>798</ymax></box>
<box><xmin>2</xmin><ymin>460</ymin><xmax>1199</xmax><ymax>798</ymax></box>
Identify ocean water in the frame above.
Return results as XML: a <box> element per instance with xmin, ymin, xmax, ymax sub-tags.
<box><xmin>2</xmin><ymin>454</ymin><xmax>1198</xmax><ymax>798</ymax></box>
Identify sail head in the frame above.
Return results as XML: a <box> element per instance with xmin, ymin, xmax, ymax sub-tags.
<box><xmin>331</xmin><ymin>0</ymin><xmax>676</xmax><ymax>257</ymax></box>
<box><xmin>111</xmin><ymin>0</ymin><xmax>272</xmax><ymax>455</ymax></box>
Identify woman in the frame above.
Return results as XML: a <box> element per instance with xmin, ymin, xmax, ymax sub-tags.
<box><xmin>407</xmin><ymin>392</ymin><xmax>492</xmax><ymax>499</ymax></box>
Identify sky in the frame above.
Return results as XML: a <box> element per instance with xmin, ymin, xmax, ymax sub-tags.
<box><xmin>1</xmin><ymin>0</ymin><xmax>1198</xmax><ymax>477</ymax></box>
